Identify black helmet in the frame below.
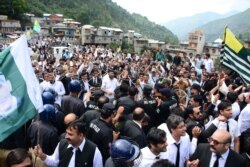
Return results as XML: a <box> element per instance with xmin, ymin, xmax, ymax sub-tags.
<box><xmin>111</xmin><ymin>139</ymin><xmax>141</xmax><ymax>166</ymax></box>
<box><xmin>40</xmin><ymin>104</ymin><xmax>56</xmax><ymax>122</ymax></box>
<box><xmin>42</xmin><ymin>91</ymin><xmax>55</xmax><ymax>105</ymax></box>
<box><xmin>68</xmin><ymin>80</ymin><xmax>81</xmax><ymax>93</ymax></box>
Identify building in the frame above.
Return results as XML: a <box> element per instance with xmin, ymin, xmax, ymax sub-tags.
<box><xmin>95</xmin><ymin>26</ymin><xmax>123</xmax><ymax>45</ymax></box>
<box><xmin>81</xmin><ymin>25</ymin><xmax>95</xmax><ymax>44</ymax></box>
<box><xmin>203</xmin><ymin>38</ymin><xmax>222</xmax><ymax>60</ymax></box>
<box><xmin>188</xmin><ymin>30</ymin><xmax>205</xmax><ymax>54</ymax></box>
<box><xmin>43</xmin><ymin>13</ymin><xmax>64</xmax><ymax>25</ymax></box>
<box><xmin>0</xmin><ymin>15</ymin><xmax>21</xmax><ymax>33</ymax></box>
<box><xmin>148</xmin><ymin>39</ymin><xmax>166</xmax><ymax>50</ymax></box>
<box><xmin>81</xmin><ymin>25</ymin><xmax>123</xmax><ymax>45</ymax></box>
<box><xmin>134</xmin><ymin>38</ymin><xmax>149</xmax><ymax>53</ymax></box>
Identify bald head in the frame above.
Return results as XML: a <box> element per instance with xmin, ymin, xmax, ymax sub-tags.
<box><xmin>210</xmin><ymin>129</ymin><xmax>231</xmax><ymax>154</ymax></box>
<box><xmin>133</xmin><ymin>107</ymin><xmax>145</xmax><ymax>122</ymax></box>
<box><xmin>64</xmin><ymin>113</ymin><xmax>77</xmax><ymax>125</ymax></box>
<box><xmin>212</xmin><ymin>129</ymin><xmax>231</xmax><ymax>143</ymax></box>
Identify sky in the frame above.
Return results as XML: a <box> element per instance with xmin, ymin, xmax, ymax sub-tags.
<box><xmin>112</xmin><ymin>0</ymin><xmax>250</xmax><ymax>23</ymax></box>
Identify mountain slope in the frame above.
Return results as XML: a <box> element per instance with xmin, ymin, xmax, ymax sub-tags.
<box><xmin>163</xmin><ymin>11</ymin><xmax>237</xmax><ymax>40</ymax></box>
<box><xmin>198</xmin><ymin>8</ymin><xmax>250</xmax><ymax>42</ymax></box>
<box><xmin>25</xmin><ymin>0</ymin><xmax>178</xmax><ymax>44</ymax></box>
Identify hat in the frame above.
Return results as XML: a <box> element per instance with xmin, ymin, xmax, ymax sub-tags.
<box><xmin>159</xmin><ymin>88</ymin><xmax>172</xmax><ymax>97</ymax></box>
<box><xmin>101</xmin><ymin>103</ymin><xmax>115</xmax><ymax>116</ymax></box>
<box><xmin>151</xmin><ymin>68</ymin><xmax>156</xmax><ymax>72</ymax></box>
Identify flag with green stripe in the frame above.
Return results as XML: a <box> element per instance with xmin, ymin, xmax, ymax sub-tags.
<box><xmin>220</xmin><ymin>28</ymin><xmax>250</xmax><ymax>84</ymax></box>
<box><xmin>0</xmin><ymin>35</ymin><xmax>43</xmax><ymax>142</ymax></box>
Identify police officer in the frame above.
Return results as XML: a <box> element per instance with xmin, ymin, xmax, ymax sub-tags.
<box><xmin>85</xmin><ymin>90</ymin><xmax>105</xmax><ymax>111</ymax></box>
<box><xmin>155</xmin><ymin>88</ymin><xmax>178</xmax><ymax>126</ymax></box>
<box><xmin>61</xmin><ymin>80</ymin><xmax>85</xmax><ymax>117</ymax></box>
<box><xmin>105</xmin><ymin>139</ymin><xmax>141</xmax><ymax>167</ymax></box>
<box><xmin>86</xmin><ymin>103</ymin><xmax>119</xmax><ymax>164</ymax></box>
<box><xmin>42</xmin><ymin>90</ymin><xmax>65</xmax><ymax>135</ymax></box>
<box><xmin>137</xmin><ymin>84</ymin><xmax>158</xmax><ymax>129</ymax></box>
<box><xmin>80</xmin><ymin>95</ymin><xmax>109</xmax><ymax>128</ymax></box>
<box><xmin>28</xmin><ymin>104</ymin><xmax>59</xmax><ymax>155</ymax></box>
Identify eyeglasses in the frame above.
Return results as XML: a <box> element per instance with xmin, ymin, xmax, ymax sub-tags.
<box><xmin>208</xmin><ymin>137</ymin><xmax>227</xmax><ymax>145</ymax></box>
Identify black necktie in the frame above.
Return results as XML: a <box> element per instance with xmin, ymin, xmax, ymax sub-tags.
<box><xmin>75</xmin><ymin>148</ymin><xmax>81</xmax><ymax>167</ymax></box>
<box><xmin>64</xmin><ymin>147</ymin><xmax>73</xmax><ymax>167</ymax></box>
<box><xmin>226</xmin><ymin>121</ymin><xmax>230</xmax><ymax>132</ymax></box>
<box><xmin>155</xmin><ymin>156</ymin><xmax>160</xmax><ymax>159</ymax></box>
<box><xmin>213</xmin><ymin>154</ymin><xmax>221</xmax><ymax>167</ymax></box>
<box><xmin>175</xmin><ymin>143</ymin><xmax>180</xmax><ymax>167</ymax></box>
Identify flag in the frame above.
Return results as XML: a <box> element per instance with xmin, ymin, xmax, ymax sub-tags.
<box><xmin>33</xmin><ymin>20</ymin><xmax>41</xmax><ymax>33</ymax></box>
<box><xmin>0</xmin><ymin>35</ymin><xmax>43</xmax><ymax>142</ymax></box>
<box><xmin>220</xmin><ymin>28</ymin><xmax>250</xmax><ymax>85</ymax></box>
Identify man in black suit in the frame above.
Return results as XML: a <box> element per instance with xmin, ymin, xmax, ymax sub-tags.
<box><xmin>189</xmin><ymin>129</ymin><xmax>247</xmax><ymax>167</ymax></box>
<box><xmin>185</xmin><ymin>106</ymin><xmax>217</xmax><ymax>143</ymax></box>
<box><xmin>89</xmin><ymin>69</ymin><xmax>102</xmax><ymax>88</ymax></box>
<box><xmin>120</xmin><ymin>107</ymin><xmax>147</xmax><ymax>148</ymax></box>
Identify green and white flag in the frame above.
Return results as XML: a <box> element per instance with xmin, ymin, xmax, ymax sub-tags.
<box><xmin>0</xmin><ymin>35</ymin><xmax>43</xmax><ymax>142</ymax></box>
<box><xmin>220</xmin><ymin>28</ymin><xmax>250</xmax><ymax>85</ymax></box>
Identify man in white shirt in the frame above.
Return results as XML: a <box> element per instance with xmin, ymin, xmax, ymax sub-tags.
<box><xmin>40</xmin><ymin>72</ymin><xmax>51</xmax><ymax>92</ymax></box>
<box><xmin>140</xmin><ymin>128</ymin><xmax>168</xmax><ymax>167</ymax></box>
<box><xmin>101</xmin><ymin>70</ymin><xmax>119</xmax><ymax>100</ymax></box>
<box><xmin>158</xmin><ymin>114</ymin><xmax>199</xmax><ymax>167</ymax></box>
<box><xmin>203</xmin><ymin>53</ymin><xmax>214</xmax><ymax>74</ymax></box>
<box><xmin>34</xmin><ymin>120</ymin><xmax>103</xmax><ymax>167</ymax></box>
<box><xmin>49</xmin><ymin>73</ymin><xmax>65</xmax><ymax>106</ymax></box>
<box><xmin>210</xmin><ymin>101</ymin><xmax>240</xmax><ymax>153</ymax></box>
<box><xmin>238</xmin><ymin>92</ymin><xmax>250</xmax><ymax>133</ymax></box>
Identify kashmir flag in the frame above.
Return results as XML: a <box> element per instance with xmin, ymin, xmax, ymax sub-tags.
<box><xmin>33</xmin><ymin>20</ymin><xmax>41</xmax><ymax>33</ymax></box>
<box><xmin>0</xmin><ymin>35</ymin><xmax>43</xmax><ymax>142</ymax></box>
<box><xmin>220</xmin><ymin>28</ymin><xmax>250</xmax><ymax>85</ymax></box>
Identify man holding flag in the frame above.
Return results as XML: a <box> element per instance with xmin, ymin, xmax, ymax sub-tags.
<box><xmin>0</xmin><ymin>35</ymin><xmax>43</xmax><ymax>167</ymax></box>
<box><xmin>220</xmin><ymin>27</ymin><xmax>250</xmax><ymax>85</ymax></box>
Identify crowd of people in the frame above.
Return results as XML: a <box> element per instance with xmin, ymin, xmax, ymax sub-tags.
<box><xmin>1</xmin><ymin>37</ymin><xmax>250</xmax><ymax>167</ymax></box>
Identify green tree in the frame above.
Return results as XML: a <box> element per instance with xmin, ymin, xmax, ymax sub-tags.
<box><xmin>0</xmin><ymin>0</ymin><xmax>28</xmax><ymax>20</ymax></box>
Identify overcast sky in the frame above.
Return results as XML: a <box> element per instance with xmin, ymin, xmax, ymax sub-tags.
<box><xmin>112</xmin><ymin>0</ymin><xmax>250</xmax><ymax>23</ymax></box>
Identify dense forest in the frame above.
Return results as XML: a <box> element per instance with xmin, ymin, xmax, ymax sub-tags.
<box><xmin>0</xmin><ymin>0</ymin><xmax>179</xmax><ymax>44</ymax></box>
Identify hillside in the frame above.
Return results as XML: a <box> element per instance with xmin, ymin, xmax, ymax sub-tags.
<box><xmin>162</xmin><ymin>11</ymin><xmax>237</xmax><ymax>40</ymax></box>
<box><xmin>24</xmin><ymin>0</ymin><xmax>178</xmax><ymax>44</ymax></box>
<box><xmin>198</xmin><ymin>8</ymin><xmax>250</xmax><ymax>42</ymax></box>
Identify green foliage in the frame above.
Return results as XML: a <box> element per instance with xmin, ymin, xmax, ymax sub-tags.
<box><xmin>121</xmin><ymin>41</ymin><xmax>134</xmax><ymax>53</ymax></box>
<box><xmin>0</xmin><ymin>0</ymin><xmax>28</xmax><ymax>20</ymax></box>
<box><xmin>107</xmin><ymin>42</ymin><xmax>120</xmax><ymax>51</ymax></box>
<box><xmin>25</xmin><ymin>0</ymin><xmax>178</xmax><ymax>44</ymax></box>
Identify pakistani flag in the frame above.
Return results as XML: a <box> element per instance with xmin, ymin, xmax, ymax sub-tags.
<box><xmin>33</xmin><ymin>20</ymin><xmax>41</xmax><ymax>33</ymax></box>
<box><xmin>220</xmin><ymin>28</ymin><xmax>250</xmax><ymax>85</ymax></box>
<box><xmin>0</xmin><ymin>35</ymin><xmax>43</xmax><ymax>142</ymax></box>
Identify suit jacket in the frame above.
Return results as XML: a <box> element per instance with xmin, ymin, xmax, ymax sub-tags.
<box><xmin>190</xmin><ymin>143</ymin><xmax>247</xmax><ymax>167</ymax></box>
<box><xmin>185</xmin><ymin>118</ymin><xmax>217</xmax><ymax>143</ymax></box>
<box><xmin>89</xmin><ymin>77</ymin><xmax>102</xmax><ymax>87</ymax></box>
<box><xmin>120</xmin><ymin>120</ymin><xmax>147</xmax><ymax>148</ymax></box>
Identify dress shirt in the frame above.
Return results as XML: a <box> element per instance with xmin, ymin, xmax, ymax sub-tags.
<box><xmin>139</xmin><ymin>147</ymin><xmax>168</xmax><ymax>167</ymax></box>
<box><xmin>231</xmin><ymin>102</ymin><xmax>240</xmax><ymax>120</ymax></box>
<box><xmin>51</xmin><ymin>81</ymin><xmax>65</xmax><ymax>106</ymax></box>
<box><xmin>238</xmin><ymin>103</ymin><xmax>250</xmax><ymax>133</ymax></box>
<box><xmin>211</xmin><ymin>118</ymin><xmax>240</xmax><ymax>149</ymax></box>
<box><xmin>101</xmin><ymin>75</ymin><xmax>119</xmax><ymax>99</ymax></box>
<box><xmin>209</xmin><ymin>149</ymin><xmax>229</xmax><ymax>167</ymax></box>
<box><xmin>44</xmin><ymin>138</ymin><xmax>103</xmax><ymax>167</ymax></box>
<box><xmin>158</xmin><ymin>123</ymin><xmax>197</xmax><ymax>167</ymax></box>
